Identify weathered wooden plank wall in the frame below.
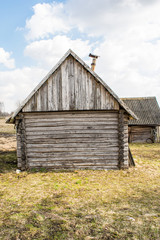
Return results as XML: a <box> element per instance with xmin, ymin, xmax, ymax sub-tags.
<box><xmin>128</xmin><ymin>126</ymin><xmax>154</xmax><ymax>143</ymax></box>
<box><xmin>22</xmin><ymin>56</ymin><xmax>119</xmax><ymax>112</ymax></box>
<box><xmin>20</xmin><ymin>111</ymin><xmax>120</xmax><ymax>170</ymax></box>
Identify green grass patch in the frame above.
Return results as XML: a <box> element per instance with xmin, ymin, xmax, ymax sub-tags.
<box><xmin>0</xmin><ymin>144</ymin><xmax>160</xmax><ymax>239</ymax></box>
<box><xmin>0</xmin><ymin>151</ymin><xmax>17</xmax><ymax>173</ymax></box>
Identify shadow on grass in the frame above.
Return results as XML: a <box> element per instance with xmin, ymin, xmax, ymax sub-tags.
<box><xmin>0</xmin><ymin>150</ymin><xmax>17</xmax><ymax>173</ymax></box>
<box><xmin>0</xmin><ymin>187</ymin><xmax>160</xmax><ymax>239</ymax></box>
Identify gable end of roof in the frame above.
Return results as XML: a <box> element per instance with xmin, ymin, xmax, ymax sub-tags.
<box><xmin>7</xmin><ymin>49</ymin><xmax>137</xmax><ymax>123</ymax></box>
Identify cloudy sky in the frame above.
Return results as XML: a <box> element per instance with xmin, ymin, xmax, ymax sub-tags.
<box><xmin>0</xmin><ymin>0</ymin><xmax>160</xmax><ymax>113</ymax></box>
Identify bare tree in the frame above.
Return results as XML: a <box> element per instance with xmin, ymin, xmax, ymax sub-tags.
<box><xmin>0</xmin><ymin>102</ymin><xmax>5</xmax><ymax>116</ymax></box>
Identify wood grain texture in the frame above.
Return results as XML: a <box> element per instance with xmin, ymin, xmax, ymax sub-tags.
<box><xmin>22</xmin><ymin>56</ymin><xmax>119</xmax><ymax>112</ymax></box>
<box><xmin>22</xmin><ymin>111</ymin><xmax>120</xmax><ymax>170</ymax></box>
<box><xmin>118</xmin><ymin>111</ymin><xmax>129</xmax><ymax>169</ymax></box>
<box><xmin>128</xmin><ymin>126</ymin><xmax>155</xmax><ymax>143</ymax></box>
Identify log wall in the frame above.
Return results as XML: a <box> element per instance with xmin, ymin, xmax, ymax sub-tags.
<box><xmin>128</xmin><ymin>126</ymin><xmax>155</xmax><ymax>143</ymax></box>
<box><xmin>16</xmin><ymin>111</ymin><xmax>125</xmax><ymax>170</ymax></box>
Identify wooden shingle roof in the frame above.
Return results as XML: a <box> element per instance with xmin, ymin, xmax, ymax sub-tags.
<box><xmin>121</xmin><ymin>97</ymin><xmax>160</xmax><ymax>126</ymax></box>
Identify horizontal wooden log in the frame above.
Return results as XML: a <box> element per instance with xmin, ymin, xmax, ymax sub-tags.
<box><xmin>27</xmin><ymin>138</ymin><xmax>119</xmax><ymax>144</ymax></box>
<box><xmin>26</xmin><ymin>132</ymin><xmax>118</xmax><ymax>139</ymax></box>
<box><xmin>27</xmin><ymin>147</ymin><xmax>119</xmax><ymax>153</ymax></box>
<box><xmin>27</xmin><ymin>152</ymin><xmax>119</xmax><ymax>158</ymax></box>
<box><xmin>29</xmin><ymin>158</ymin><xmax>118</xmax><ymax>163</ymax></box>
<box><xmin>28</xmin><ymin>164</ymin><xmax>118</xmax><ymax>170</ymax></box>
<box><xmin>26</xmin><ymin>129</ymin><xmax>118</xmax><ymax>136</ymax></box>
<box><xmin>28</xmin><ymin>163</ymin><xmax>118</xmax><ymax>168</ymax></box>
<box><xmin>26</xmin><ymin>142</ymin><xmax>118</xmax><ymax>148</ymax></box>
<box><xmin>25</xmin><ymin>125</ymin><xmax>118</xmax><ymax>131</ymax></box>
<box><xmin>24</xmin><ymin>111</ymin><xmax>118</xmax><ymax>118</ymax></box>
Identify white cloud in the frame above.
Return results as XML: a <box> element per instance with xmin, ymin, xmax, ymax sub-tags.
<box><xmin>94</xmin><ymin>38</ymin><xmax>160</xmax><ymax>104</ymax></box>
<box><xmin>2</xmin><ymin>0</ymin><xmax>160</xmax><ymax>113</ymax></box>
<box><xmin>26</xmin><ymin>2</ymin><xmax>70</xmax><ymax>40</ymax></box>
<box><xmin>0</xmin><ymin>48</ymin><xmax>15</xmax><ymax>69</ymax></box>
<box><xmin>0</xmin><ymin>67</ymin><xmax>47</xmax><ymax>113</ymax></box>
<box><xmin>66</xmin><ymin>0</ymin><xmax>160</xmax><ymax>39</ymax></box>
<box><xmin>24</xmin><ymin>35</ymin><xmax>92</xmax><ymax>68</ymax></box>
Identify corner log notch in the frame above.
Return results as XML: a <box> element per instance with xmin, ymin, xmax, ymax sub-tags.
<box><xmin>15</xmin><ymin>114</ymin><xmax>27</xmax><ymax>170</ymax></box>
<box><xmin>118</xmin><ymin>109</ymin><xmax>129</xmax><ymax>169</ymax></box>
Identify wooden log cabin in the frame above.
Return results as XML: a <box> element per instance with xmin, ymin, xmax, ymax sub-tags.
<box><xmin>7</xmin><ymin>49</ymin><xmax>137</xmax><ymax>170</ymax></box>
<box><xmin>121</xmin><ymin>97</ymin><xmax>160</xmax><ymax>143</ymax></box>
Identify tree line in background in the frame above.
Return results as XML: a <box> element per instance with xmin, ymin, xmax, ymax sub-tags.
<box><xmin>0</xmin><ymin>102</ymin><xmax>9</xmax><ymax>117</ymax></box>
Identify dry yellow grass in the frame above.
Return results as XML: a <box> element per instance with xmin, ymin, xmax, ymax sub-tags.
<box><xmin>0</xmin><ymin>119</ymin><xmax>160</xmax><ymax>239</ymax></box>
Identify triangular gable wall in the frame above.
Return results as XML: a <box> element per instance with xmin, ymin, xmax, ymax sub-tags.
<box><xmin>7</xmin><ymin>49</ymin><xmax>137</xmax><ymax>122</ymax></box>
<box><xmin>22</xmin><ymin>55</ymin><xmax>119</xmax><ymax>112</ymax></box>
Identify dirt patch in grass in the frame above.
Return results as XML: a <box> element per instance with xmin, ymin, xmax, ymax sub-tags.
<box><xmin>0</xmin><ymin>118</ymin><xmax>15</xmax><ymax>134</ymax></box>
<box><xmin>0</xmin><ymin>118</ymin><xmax>16</xmax><ymax>152</ymax></box>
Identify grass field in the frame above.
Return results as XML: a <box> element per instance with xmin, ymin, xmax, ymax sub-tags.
<box><xmin>0</xmin><ymin>119</ymin><xmax>160</xmax><ymax>239</ymax></box>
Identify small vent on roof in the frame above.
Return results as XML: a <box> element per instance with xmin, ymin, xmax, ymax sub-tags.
<box><xmin>89</xmin><ymin>53</ymin><xmax>99</xmax><ymax>71</ymax></box>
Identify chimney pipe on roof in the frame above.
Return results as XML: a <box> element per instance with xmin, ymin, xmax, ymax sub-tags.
<box><xmin>89</xmin><ymin>53</ymin><xmax>99</xmax><ymax>71</ymax></box>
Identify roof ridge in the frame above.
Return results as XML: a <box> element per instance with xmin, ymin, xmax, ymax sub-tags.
<box><xmin>121</xmin><ymin>96</ymin><xmax>156</xmax><ymax>100</ymax></box>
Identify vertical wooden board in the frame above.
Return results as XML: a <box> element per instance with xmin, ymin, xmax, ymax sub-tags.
<box><xmin>85</xmin><ymin>71</ymin><xmax>90</xmax><ymax>110</ymax></box>
<box><xmin>37</xmin><ymin>90</ymin><xmax>41</xmax><ymax>111</ymax></box>
<box><xmin>113</xmin><ymin>96</ymin><xmax>119</xmax><ymax>110</ymax></box>
<box><xmin>75</xmin><ymin>62</ymin><xmax>81</xmax><ymax>109</ymax></box>
<box><xmin>91</xmin><ymin>77</ymin><xmax>96</xmax><ymax>109</ymax></box>
<box><xmin>28</xmin><ymin>95</ymin><xmax>36</xmax><ymax>112</ymax></box>
<box><xmin>40</xmin><ymin>83</ymin><xmax>48</xmax><ymax>111</ymax></box>
<box><xmin>78</xmin><ymin>64</ymin><xmax>82</xmax><ymax>109</ymax></box>
<box><xmin>105</xmin><ymin>91</ymin><xmax>111</xmax><ymax>109</ymax></box>
<box><xmin>61</xmin><ymin>59</ymin><xmax>69</xmax><ymax>110</ymax></box>
<box><xmin>48</xmin><ymin>76</ymin><xmax>53</xmax><ymax>111</ymax></box>
<box><xmin>95</xmin><ymin>82</ymin><xmax>101</xmax><ymax>110</ymax></box>
<box><xmin>23</xmin><ymin>98</ymin><xmax>32</xmax><ymax>112</ymax></box>
<box><xmin>68</xmin><ymin>56</ymin><xmax>75</xmax><ymax>110</ymax></box>
<box><xmin>52</xmin><ymin>73</ymin><xmax>57</xmax><ymax>111</ymax></box>
<box><xmin>100</xmin><ymin>85</ymin><xmax>106</xmax><ymax>110</ymax></box>
<box><xmin>88</xmin><ymin>75</ymin><xmax>93</xmax><ymax>109</ymax></box>
<box><xmin>33</xmin><ymin>94</ymin><xmax>38</xmax><ymax>111</ymax></box>
<box><xmin>109</xmin><ymin>94</ymin><xmax>119</xmax><ymax>110</ymax></box>
<box><xmin>81</xmin><ymin>67</ymin><xmax>86</xmax><ymax>109</ymax></box>
<box><xmin>74</xmin><ymin>59</ymin><xmax>78</xmax><ymax>109</ymax></box>
<box><xmin>55</xmin><ymin>69</ymin><xmax>62</xmax><ymax>111</ymax></box>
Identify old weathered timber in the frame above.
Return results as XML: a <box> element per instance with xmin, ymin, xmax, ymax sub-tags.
<box><xmin>122</xmin><ymin>97</ymin><xmax>160</xmax><ymax>143</ymax></box>
<box><xmin>118</xmin><ymin>110</ymin><xmax>129</xmax><ymax>169</ymax></box>
<box><xmin>7</xmin><ymin>50</ymin><xmax>137</xmax><ymax>170</ymax></box>
<box><xmin>22</xmin><ymin>56</ymin><xmax>119</xmax><ymax>112</ymax></box>
<box><xmin>15</xmin><ymin>114</ymin><xmax>27</xmax><ymax>170</ymax></box>
<box><xmin>19</xmin><ymin>111</ymin><xmax>119</xmax><ymax>170</ymax></box>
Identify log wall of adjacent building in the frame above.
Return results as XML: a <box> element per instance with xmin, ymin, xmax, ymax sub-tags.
<box><xmin>22</xmin><ymin>56</ymin><xmax>119</xmax><ymax>113</ymax></box>
<box><xmin>128</xmin><ymin>126</ymin><xmax>155</xmax><ymax>143</ymax></box>
<box><xmin>15</xmin><ymin>111</ymin><xmax>130</xmax><ymax>170</ymax></box>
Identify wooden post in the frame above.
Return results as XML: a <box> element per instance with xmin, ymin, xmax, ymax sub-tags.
<box><xmin>118</xmin><ymin>110</ymin><xmax>129</xmax><ymax>169</ymax></box>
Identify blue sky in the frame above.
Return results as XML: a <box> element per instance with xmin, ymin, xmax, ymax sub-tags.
<box><xmin>0</xmin><ymin>0</ymin><xmax>57</xmax><ymax>68</ymax></box>
<box><xmin>0</xmin><ymin>0</ymin><xmax>160</xmax><ymax>112</ymax></box>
